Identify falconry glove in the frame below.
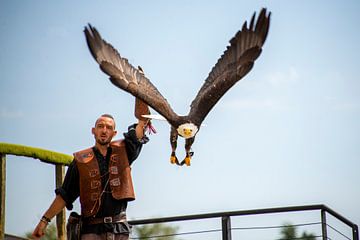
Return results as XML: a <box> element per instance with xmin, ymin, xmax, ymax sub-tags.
<box><xmin>135</xmin><ymin>97</ymin><xmax>156</xmax><ymax>135</ymax></box>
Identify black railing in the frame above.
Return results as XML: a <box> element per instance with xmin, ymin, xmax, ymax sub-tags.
<box><xmin>129</xmin><ymin>204</ymin><xmax>358</xmax><ymax>240</ymax></box>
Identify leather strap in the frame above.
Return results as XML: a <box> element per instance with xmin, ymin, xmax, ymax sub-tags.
<box><xmin>82</xmin><ymin>212</ymin><xmax>126</xmax><ymax>225</ymax></box>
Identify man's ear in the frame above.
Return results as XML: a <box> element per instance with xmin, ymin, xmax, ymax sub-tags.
<box><xmin>113</xmin><ymin>130</ymin><xmax>118</xmax><ymax>137</ymax></box>
<box><xmin>91</xmin><ymin>127</ymin><xmax>95</xmax><ymax>135</ymax></box>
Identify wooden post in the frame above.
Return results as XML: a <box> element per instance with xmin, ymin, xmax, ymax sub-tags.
<box><xmin>55</xmin><ymin>164</ymin><xmax>66</xmax><ymax>240</ymax></box>
<box><xmin>0</xmin><ymin>154</ymin><xmax>6</xmax><ymax>240</ymax></box>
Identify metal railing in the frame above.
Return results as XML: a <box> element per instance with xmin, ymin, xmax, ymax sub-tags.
<box><xmin>129</xmin><ymin>204</ymin><xmax>359</xmax><ymax>240</ymax></box>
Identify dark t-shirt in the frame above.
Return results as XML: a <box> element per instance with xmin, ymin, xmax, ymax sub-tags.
<box><xmin>55</xmin><ymin>124</ymin><xmax>143</xmax><ymax>234</ymax></box>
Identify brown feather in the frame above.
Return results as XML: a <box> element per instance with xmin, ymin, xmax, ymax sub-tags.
<box><xmin>84</xmin><ymin>24</ymin><xmax>180</xmax><ymax>126</ymax></box>
<box><xmin>188</xmin><ymin>8</ymin><xmax>270</xmax><ymax>126</ymax></box>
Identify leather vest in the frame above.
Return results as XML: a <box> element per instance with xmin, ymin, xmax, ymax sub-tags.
<box><xmin>73</xmin><ymin>140</ymin><xmax>135</xmax><ymax>217</ymax></box>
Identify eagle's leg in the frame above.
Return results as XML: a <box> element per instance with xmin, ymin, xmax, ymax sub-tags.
<box><xmin>170</xmin><ymin>127</ymin><xmax>179</xmax><ymax>165</ymax></box>
<box><xmin>182</xmin><ymin>137</ymin><xmax>195</xmax><ymax>166</ymax></box>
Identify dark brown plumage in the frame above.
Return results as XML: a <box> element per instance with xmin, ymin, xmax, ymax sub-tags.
<box><xmin>84</xmin><ymin>8</ymin><xmax>271</xmax><ymax>166</ymax></box>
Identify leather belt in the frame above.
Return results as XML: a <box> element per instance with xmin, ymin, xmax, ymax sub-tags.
<box><xmin>82</xmin><ymin>213</ymin><xmax>127</xmax><ymax>225</ymax></box>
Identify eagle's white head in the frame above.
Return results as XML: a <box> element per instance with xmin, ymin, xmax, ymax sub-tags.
<box><xmin>177</xmin><ymin>123</ymin><xmax>198</xmax><ymax>139</ymax></box>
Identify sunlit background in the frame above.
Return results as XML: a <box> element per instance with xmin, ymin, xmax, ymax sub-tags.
<box><xmin>0</xmin><ymin>0</ymin><xmax>359</xmax><ymax>238</ymax></box>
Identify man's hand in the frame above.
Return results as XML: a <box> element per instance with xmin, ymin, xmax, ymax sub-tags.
<box><xmin>32</xmin><ymin>195</ymin><xmax>66</xmax><ymax>239</ymax></box>
<box><xmin>32</xmin><ymin>220</ymin><xmax>47</xmax><ymax>239</ymax></box>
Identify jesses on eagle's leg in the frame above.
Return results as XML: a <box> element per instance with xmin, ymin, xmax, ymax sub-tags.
<box><xmin>170</xmin><ymin>126</ymin><xmax>179</xmax><ymax>165</ymax></box>
<box><xmin>180</xmin><ymin>137</ymin><xmax>195</xmax><ymax>166</ymax></box>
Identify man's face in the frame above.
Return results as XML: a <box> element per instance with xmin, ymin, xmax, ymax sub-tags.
<box><xmin>92</xmin><ymin>116</ymin><xmax>117</xmax><ymax>146</ymax></box>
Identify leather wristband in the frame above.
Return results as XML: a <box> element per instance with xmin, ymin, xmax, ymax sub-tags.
<box><xmin>41</xmin><ymin>215</ymin><xmax>51</xmax><ymax>224</ymax></box>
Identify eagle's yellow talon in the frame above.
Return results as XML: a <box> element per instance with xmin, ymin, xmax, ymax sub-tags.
<box><xmin>184</xmin><ymin>156</ymin><xmax>191</xmax><ymax>166</ymax></box>
<box><xmin>170</xmin><ymin>155</ymin><xmax>177</xmax><ymax>164</ymax></box>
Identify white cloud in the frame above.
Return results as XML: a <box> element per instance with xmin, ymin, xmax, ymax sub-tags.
<box><xmin>221</xmin><ymin>98</ymin><xmax>286</xmax><ymax>110</ymax></box>
<box><xmin>333</xmin><ymin>102</ymin><xmax>360</xmax><ymax>111</ymax></box>
<box><xmin>323</xmin><ymin>96</ymin><xmax>360</xmax><ymax>111</ymax></box>
<box><xmin>267</xmin><ymin>66</ymin><xmax>299</xmax><ymax>87</ymax></box>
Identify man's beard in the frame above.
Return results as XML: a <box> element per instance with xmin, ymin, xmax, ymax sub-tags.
<box><xmin>97</xmin><ymin>138</ymin><xmax>111</xmax><ymax>145</ymax></box>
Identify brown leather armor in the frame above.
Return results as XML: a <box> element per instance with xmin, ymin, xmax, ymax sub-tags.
<box><xmin>73</xmin><ymin>140</ymin><xmax>135</xmax><ymax>217</ymax></box>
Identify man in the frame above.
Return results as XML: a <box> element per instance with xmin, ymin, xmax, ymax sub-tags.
<box><xmin>32</xmin><ymin>104</ymin><xmax>150</xmax><ymax>239</ymax></box>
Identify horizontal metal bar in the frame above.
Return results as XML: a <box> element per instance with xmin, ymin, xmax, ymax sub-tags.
<box><xmin>129</xmin><ymin>204</ymin><xmax>326</xmax><ymax>225</ymax></box>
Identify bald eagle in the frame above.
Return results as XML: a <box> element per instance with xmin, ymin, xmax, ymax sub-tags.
<box><xmin>84</xmin><ymin>8</ymin><xmax>271</xmax><ymax>166</ymax></box>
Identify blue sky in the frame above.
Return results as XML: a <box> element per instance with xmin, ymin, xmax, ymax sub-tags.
<box><xmin>1</xmin><ymin>0</ymin><xmax>359</xmax><ymax>238</ymax></box>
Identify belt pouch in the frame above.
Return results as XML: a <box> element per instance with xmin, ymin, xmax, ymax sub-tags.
<box><xmin>67</xmin><ymin>211</ymin><xmax>82</xmax><ymax>240</ymax></box>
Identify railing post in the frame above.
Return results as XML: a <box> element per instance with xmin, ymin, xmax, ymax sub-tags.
<box><xmin>55</xmin><ymin>164</ymin><xmax>66</xmax><ymax>240</ymax></box>
<box><xmin>0</xmin><ymin>154</ymin><xmax>6</xmax><ymax>240</ymax></box>
<box><xmin>222</xmin><ymin>216</ymin><xmax>232</xmax><ymax>240</ymax></box>
<box><xmin>321</xmin><ymin>209</ymin><xmax>328</xmax><ymax>240</ymax></box>
<box><xmin>353</xmin><ymin>224</ymin><xmax>359</xmax><ymax>240</ymax></box>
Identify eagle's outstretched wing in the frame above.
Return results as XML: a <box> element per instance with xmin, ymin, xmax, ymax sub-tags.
<box><xmin>84</xmin><ymin>24</ymin><xmax>180</xmax><ymax>126</ymax></box>
<box><xmin>188</xmin><ymin>8</ymin><xmax>271</xmax><ymax>126</ymax></box>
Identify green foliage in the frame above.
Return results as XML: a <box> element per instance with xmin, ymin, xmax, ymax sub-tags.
<box><xmin>133</xmin><ymin>223</ymin><xmax>180</xmax><ymax>240</ymax></box>
<box><xmin>0</xmin><ymin>142</ymin><xmax>72</xmax><ymax>165</ymax></box>
<box><xmin>25</xmin><ymin>223</ymin><xmax>57</xmax><ymax>240</ymax></box>
<box><xmin>300</xmin><ymin>231</ymin><xmax>317</xmax><ymax>240</ymax></box>
<box><xmin>278</xmin><ymin>222</ymin><xmax>316</xmax><ymax>240</ymax></box>
<box><xmin>279</xmin><ymin>222</ymin><xmax>297</xmax><ymax>239</ymax></box>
